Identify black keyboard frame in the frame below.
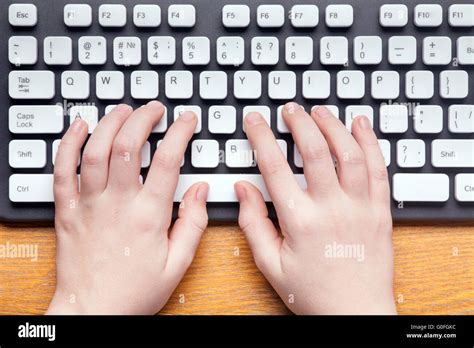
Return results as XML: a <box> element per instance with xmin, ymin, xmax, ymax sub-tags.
<box><xmin>1</xmin><ymin>0</ymin><xmax>473</xmax><ymax>222</ymax></box>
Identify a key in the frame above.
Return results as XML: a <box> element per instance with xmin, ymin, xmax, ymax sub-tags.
<box><xmin>290</xmin><ymin>5</ymin><xmax>319</xmax><ymax>28</ymax></box>
<box><xmin>325</xmin><ymin>5</ymin><xmax>353</xmax><ymax>28</ymax></box>
<box><xmin>337</xmin><ymin>71</ymin><xmax>365</xmax><ymax>99</ymax></box>
<box><xmin>191</xmin><ymin>140</ymin><xmax>220</xmax><ymax>168</ymax></box>
<box><xmin>294</xmin><ymin>145</ymin><xmax>303</xmax><ymax>168</ymax></box>
<box><xmin>61</xmin><ymin>71</ymin><xmax>90</xmax><ymax>99</ymax></box>
<box><xmin>413</xmin><ymin>105</ymin><xmax>443</xmax><ymax>134</ymax></box>
<box><xmin>302</xmin><ymin>71</ymin><xmax>330</xmax><ymax>99</ymax></box>
<box><xmin>312</xmin><ymin>105</ymin><xmax>339</xmax><ymax>118</ymax></box>
<box><xmin>251</xmin><ymin>37</ymin><xmax>279</xmax><ymax>65</ymax></box>
<box><xmin>242</xmin><ymin>106</ymin><xmax>271</xmax><ymax>132</ymax></box>
<box><xmin>69</xmin><ymin>105</ymin><xmax>98</xmax><ymax>134</ymax></box>
<box><xmin>457</xmin><ymin>37</ymin><xmax>474</xmax><ymax>65</ymax></box>
<box><xmin>131</xmin><ymin>71</ymin><xmax>159</xmax><ymax>99</ymax></box>
<box><xmin>9</xmin><ymin>4</ymin><xmax>37</xmax><ymax>27</ymax></box>
<box><xmin>405</xmin><ymin>71</ymin><xmax>434</xmax><ymax>99</ymax></box>
<box><xmin>354</xmin><ymin>36</ymin><xmax>382</xmax><ymax>65</ymax></box>
<box><xmin>9</xmin><ymin>174</ymin><xmax>55</xmax><ymax>202</ymax></box>
<box><xmin>52</xmin><ymin>139</ymin><xmax>80</xmax><ymax>166</ymax></box>
<box><xmin>380</xmin><ymin>4</ymin><xmax>408</xmax><ymax>27</ymax></box>
<box><xmin>9</xmin><ymin>70</ymin><xmax>55</xmax><ymax>99</ymax></box>
<box><xmin>200</xmin><ymin>71</ymin><xmax>227</xmax><ymax>100</ymax></box>
<box><xmin>225</xmin><ymin>140</ymin><xmax>256</xmax><ymax>168</ymax></box>
<box><xmin>64</xmin><ymin>4</ymin><xmax>92</xmax><ymax>27</ymax></box>
<box><xmin>277</xmin><ymin>104</ymin><xmax>306</xmax><ymax>134</ymax></box>
<box><xmin>440</xmin><ymin>70</ymin><xmax>469</xmax><ymax>99</ymax></box>
<box><xmin>257</xmin><ymin>5</ymin><xmax>285</xmax><ymax>28</ymax></box>
<box><xmin>141</xmin><ymin>142</ymin><xmax>151</xmax><ymax>168</ymax></box>
<box><xmin>455</xmin><ymin>174</ymin><xmax>474</xmax><ymax>202</ymax></box>
<box><xmin>96</xmin><ymin>71</ymin><xmax>124</xmax><ymax>100</ymax></box>
<box><xmin>378</xmin><ymin>140</ymin><xmax>391</xmax><ymax>166</ymax></box>
<box><xmin>147</xmin><ymin>36</ymin><xmax>176</xmax><ymax>65</ymax></box>
<box><xmin>222</xmin><ymin>5</ymin><xmax>250</xmax><ymax>28</ymax></box>
<box><xmin>98</xmin><ymin>4</ymin><xmax>127</xmax><ymax>27</ymax></box>
<box><xmin>388</xmin><ymin>36</ymin><xmax>417</xmax><ymax>65</ymax></box>
<box><xmin>371</xmin><ymin>71</ymin><xmax>400</xmax><ymax>100</ymax></box>
<box><xmin>276</xmin><ymin>140</ymin><xmax>288</xmax><ymax>159</ymax></box>
<box><xmin>414</xmin><ymin>4</ymin><xmax>443</xmax><ymax>27</ymax></box>
<box><xmin>168</xmin><ymin>4</ymin><xmax>196</xmax><ymax>28</ymax></box>
<box><xmin>174</xmin><ymin>105</ymin><xmax>202</xmax><ymax>134</ymax></box>
<box><xmin>8</xmin><ymin>36</ymin><xmax>37</xmax><ymax>66</ymax></box>
<box><xmin>151</xmin><ymin>107</ymin><xmax>168</xmax><ymax>133</ymax></box>
<box><xmin>165</xmin><ymin>71</ymin><xmax>193</xmax><ymax>99</ymax></box>
<box><xmin>217</xmin><ymin>37</ymin><xmax>244</xmax><ymax>66</ymax></box>
<box><xmin>320</xmin><ymin>37</ymin><xmax>348</xmax><ymax>65</ymax></box>
<box><xmin>422</xmin><ymin>37</ymin><xmax>452</xmax><ymax>65</ymax></box>
<box><xmin>379</xmin><ymin>105</ymin><xmax>408</xmax><ymax>133</ymax></box>
<box><xmin>397</xmin><ymin>139</ymin><xmax>425</xmax><ymax>168</ymax></box>
<box><xmin>44</xmin><ymin>36</ymin><xmax>72</xmax><ymax>65</ymax></box>
<box><xmin>345</xmin><ymin>106</ymin><xmax>374</xmax><ymax>131</ymax></box>
<box><xmin>133</xmin><ymin>5</ymin><xmax>161</xmax><ymax>27</ymax></box>
<box><xmin>392</xmin><ymin>174</ymin><xmax>449</xmax><ymax>202</ymax></box>
<box><xmin>448</xmin><ymin>4</ymin><xmax>474</xmax><ymax>27</ymax></box>
<box><xmin>208</xmin><ymin>106</ymin><xmax>236</xmax><ymax>134</ymax></box>
<box><xmin>9</xmin><ymin>140</ymin><xmax>46</xmax><ymax>169</ymax></box>
<box><xmin>448</xmin><ymin>105</ymin><xmax>474</xmax><ymax>133</ymax></box>
<box><xmin>182</xmin><ymin>37</ymin><xmax>210</xmax><ymax>65</ymax></box>
<box><xmin>285</xmin><ymin>37</ymin><xmax>313</xmax><ymax>65</ymax></box>
<box><xmin>234</xmin><ymin>71</ymin><xmax>262</xmax><ymax>99</ymax></box>
<box><xmin>268</xmin><ymin>71</ymin><xmax>296</xmax><ymax>100</ymax></box>
<box><xmin>113</xmin><ymin>37</ymin><xmax>142</xmax><ymax>66</ymax></box>
<box><xmin>9</xmin><ymin>105</ymin><xmax>63</xmax><ymax>134</ymax></box>
<box><xmin>432</xmin><ymin>140</ymin><xmax>474</xmax><ymax>167</ymax></box>
<box><xmin>78</xmin><ymin>36</ymin><xmax>107</xmax><ymax>65</ymax></box>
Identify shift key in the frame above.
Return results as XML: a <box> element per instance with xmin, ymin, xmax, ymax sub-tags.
<box><xmin>432</xmin><ymin>140</ymin><xmax>474</xmax><ymax>167</ymax></box>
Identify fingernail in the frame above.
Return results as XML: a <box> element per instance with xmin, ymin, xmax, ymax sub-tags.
<box><xmin>147</xmin><ymin>100</ymin><xmax>163</xmax><ymax>109</ymax></box>
<box><xmin>180</xmin><ymin>111</ymin><xmax>196</xmax><ymax>122</ymax></box>
<box><xmin>234</xmin><ymin>183</ymin><xmax>247</xmax><ymax>201</ymax></box>
<box><xmin>358</xmin><ymin>116</ymin><xmax>371</xmax><ymax>130</ymax></box>
<box><xmin>314</xmin><ymin>106</ymin><xmax>331</xmax><ymax>118</ymax></box>
<box><xmin>70</xmin><ymin>118</ymin><xmax>84</xmax><ymax>133</ymax></box>
<box><xmin>196</xmin><ymin>183</ymin><xmax>209</xmax><ymax>201</ymax></box>
<box><xmin>114</xmin><ymin>104</ymin><xmax>131</xmax><ymax>113</ymax></box>
<box><xmin>285</xmin><ymin>102</ymin><xmax>299</xmax><ymax>114</ymax></box>
<box><xmin>245</xmin><ymin>112</ymin><xmax>263</xmax><ymax>126</ymax></box>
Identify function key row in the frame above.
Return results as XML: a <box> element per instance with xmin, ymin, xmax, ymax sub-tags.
<box><xmin>8</xmin><ymin>3</ymin><xmax>474</xmax><ymax>28</ymax></box>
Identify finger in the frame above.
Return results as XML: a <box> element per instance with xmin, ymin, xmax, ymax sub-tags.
<box><xmin>282</xmin><ymin>102</ymin><xmax>339</xmax><ymax>197</ymax></box>
<box><xmin>244</xmin><ymin>112</ymin><xmax>303</xmax><ymax>217</ymax></box>
<box><xmin>235</xmin><ymin>181</ymin><xmax>282</xmax><ymax>282</ymax></box>
<box><xmin>107</xmin><ymin>101</ymin><xmax>165</xmax><ymax>193</ymax></box>
<box><xmin>351</xmin><ymin>116</ymin><xmax>390</xmax><ymax>209</ymax></box>
<box><xmin>165</xmin><ymin>182</ymin><xmax>209</xmax><ymax>277</ymax></box>
<box><xmin>311</xmin><ymin>106</ymin><xmax>369</xmax><ymax>198</ymax></box>
<box><xmin>80</xmin><ymin>104</ymin><xmax>133</xmax><ymax>197</ymax></box>
<box><xmin>143</xmin><ymin>111</ymin><xmax>197</xmax><ymax>217</ymax></box>
<box><xmin>53</xmin><ymin>119</ymin><xmax>88</xmax><ymax>210</ymax></box>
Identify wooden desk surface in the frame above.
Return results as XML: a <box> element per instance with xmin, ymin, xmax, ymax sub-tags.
<box><xmin>0</xmin><ymin>223</ymin><xmax>473</xmax><ymax>315</ymax></box>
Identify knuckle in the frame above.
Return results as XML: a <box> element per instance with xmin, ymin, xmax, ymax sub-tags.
<box><xmin>154</xmin><ymin>151</ymin><xmax>181</xmax><ymax>171</ymax></box>
<box><xmin>112</xmin><ymin>138</ymin><xmax>139</xmax><ymax>157</ymax></box>
<box><xmin>343</xmin><ymin>150</ymin><xmax>366</xmax><ymax>166</ymax></box>
<box><xmin>302</xmin><ymin>143</ymin><xmax>331</xmax><ymax>162</ymax></box>
<box><xmin>371</xmin><ymin>167</ymin><xmax>389</xmax><ymax>182</ymax></box>
<box><xmin>53</xmin><ymin>168</ymin><xmax>70</xmax><ymax>185</ymax></box>
<box><xmin>261</xmin><ymin>158</ymin><xmax>287</xmax><ymax>176</ymax></box>
<box><xmin>82</xmin><ymin>150</ymin><xmax>105</xmax><ymax>167</ymax></box>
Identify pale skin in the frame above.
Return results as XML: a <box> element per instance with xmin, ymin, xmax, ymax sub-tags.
<box><xmin>47</xmin><ymin>102</ymin><xmax>396</xmax><ymax>315</ymax></box>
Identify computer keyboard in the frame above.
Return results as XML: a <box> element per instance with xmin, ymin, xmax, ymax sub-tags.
<box><xmin>1</xmin><ymin>0</ymin><xmax>473</xmax><ymax>222</ymax></box>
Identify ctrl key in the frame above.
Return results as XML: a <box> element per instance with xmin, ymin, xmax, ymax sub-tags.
<box><xmin>9</xmin><ymin>174</ymin><xmax>54</xmax><ymax>202</ymax></box>
<box><xmin>455</xmin><ymin>174</ymin><xmax>474</xmax><ymax>202</ymax></box>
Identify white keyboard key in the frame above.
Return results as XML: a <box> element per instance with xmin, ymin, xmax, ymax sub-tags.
<box><xmin>414</xmin><ymin>4</ymin><xmax>443</xmax><ymax>27</ymax></box>
<box><xmin>200</xmin><ymin>71</ymin><xmax>227</xmax><ymax>100</ymax></box>
<box><xmin>268</xmin><ymin>71</ymin><xmax>296</xmax><ymax>100</ymax></box>
<box><xmin>168</xmin><ymin>4</ymin><xmax>196</xmax><ymax>28</ymax></box>
<box><xmin>448</xmin><ymin>105</ymin><xmax>474</xmax><ymax>133</ymax></box>
<box><xmin>165</xmin><ymin>71</ymin><xmax>193</xmax><ymax>99</ymax></box>
<box><xmin>413</xmin><ymin>105</ymin><xmax>443</xmax><ymax>134</ymax></box>
<box><xmin>44</xmin><ymin>36</ymin><xmax>73</xmax><ymax>65</ymax></box>
<box><xmin>455</xmin><ymin>174</ymin><xmax>474</xmax><ymax>202</ymax></box>
<box><xmin>61</xmin><ymin>71</ymin><xmax>90</xmax><ymax>99</ymax></box>
<box><xmin>209</xmin><ymin>106</ymin><xmax>236</xmax><ymax>134</ymax></box>
<box><xmin>251</xmin><ymin>37</ymin><xmax>279</xmax><ymax>65</ymax></box>
<box><xmin>312</xmin><ymin>105</ymin><xmax>339</xmax><ymax>118</ymax></box>
<box><xmin>156</xmin><ymin>140</ymin><xmax>183</xmax><ymax>166</ymax></box>
<box><xmin>133</xmin><ymin>4</ymin><xmax>161</xmax><ymax>27</ymax></box>
<box><xmin>9</xmin><ymin>105</ymin><xmax>63</xmax><ymax>134</ymax></box>
<box><xmin>96</xmin><ymin>71</ymin><xmax>124</xmax><ymax>100</ymax></box>
<box><xmin>141</xmin><ymin>142</ymin><xmax>151</xmax><ymax>168</ymax></box>
<box><xmin>8</xmin><ymin>36</ymin><xmax>37</xmax><ymax>66</ymax></box>
<box><xmin>422</xmin><ymin>37</ymin><xmax>452</xmax><ymax>65</ymax></box>
<box><xmin>242</xmin><ymin>106</ymin><xmax>271</xmax><ymax>132</ymax></box>
<box><xmin>191</xmin><ymin>140</ymin><xmax>220</xmax><ymax>168</ymax></box>
<box><xmin>151</xmin><ymin>107</ymin><xmax>168</xmax><ymax>133</ymax></box>
<box><xmin>78</xmin><ymin>36</ymin><xmax>107</xmax><ymax>65</ymax></box>
<box><xmin>337</xmin><ymin>70</ymin><xmax>365</xmax><ymax>99</ymax></box>
<box><xmin>105</xmin><ymin>105</ymin><xmax>118</xmax><ymax>115</ymax></box>
<box><xmin>290</xmin><ymin>5</ymin><xmax>319</xmax><ymax>28</ymax></box>
<box><xmin>276</xmin><ymin>139</ymin><xmax>288</xmax><ymax>159</ymax></box>
<box><xmin>457</xmin><ymin>37</ymin><xmax>474</xmax><ymax>65</ymax></box>
<box><xmin>9</xmin><ymin>70</ymin><xmax>55</xmax><ymax>99</ymax></box>
<box><xmin>98</xmin><ymin>4</ymin><xmax>126</xmax><ymax>27</ymax></box>
<box><xmin>225</xmin><ymin>140</ymin><xmax>256</xmax><ymax>168</ymax></box>
<box><xmin>285</xmin><ymin>37</ymin><xmax>313</xmax><ymax>65</ymax></box>
<box><xmin>392</xmin><ymin>174</ymin><xmax>449</xmax><ymax>202</ymax></box>
<box><xmin>9</xmin><ymin>4</ymin><xmax>37</xmax><ymax>27</ymax></box>
<box><xmin>64</xmin><ymin>4</ymin><xmax>92</xmax><ymax>27</ymax></box>
<box><xmin>9</xmin><ymin>174</ymin><xmax>54</xmax><ymax>202</ymax></box>
<box><xmin>379</xmin><ymin>105</ymin><xmax>408</xmax><ymax>133</ymax></box>
<box><xmin>183</xmin><ymin>37</ymin><xmax>210</xmax><ymax>65</ymax></box>
<box><xmin>320</xmin><ymin>37</ymin><xmax>348</xmax><ymax>65</ymax></box>
<box><xmin>371</xmin><ymin>71</ymin><xmax>400</xmax><ymax>99</ymax></box>
<box><xmin>174</xmin><ymin>105</ymin><xmax>202</xmax><ymax>134</ymax></box>
<box><xmin>397</xmin><ymin>139</ymin><xmax>425</xmax><ymax>168</ymax></box>
<box><xmin>449</xmin><ymin>4</ymin><xmax>474</xmax><ymax>27</ymax></box>
<box><xmin>380</xmin><ymin>4</ymin><xmax>408</xmax><ymax>27</ymax></box>
<box><xmin>294</xmin><ymin>145</ymin><xmax>303</xmax><ymax>168</ymax></box>
<box><xmin>345</xmin><ymin>105</ymin><xmax>374</xmax><ymax>131</ymax></box>
<box><xmin>277</xmin><ymin>105</ymin><xmax>289</xmax><ymax>134</ymax></box>
<box><xmin>405</xmin><ymin>71</ymin><xmax>434</xmax><ymax>99</ymax></box>
<box><xmin>389</xmin><ymin>36</ymin><xmax>417</xmax><ymax>64</ymax></box>
<box><xmin>378</xmin><ymin>139</ymin><xmax>391</xmax><ymax>166</ymax></box>
<box><xmin>326</xmin><ymin>4</ymin><xmax>353</xmax><ymax>28</ymax></box>
<box><xmin>257</xmin><ymin>5</ymin><xmax>285</xmax><ymax>28</ymax></box>
<box><xmin>52</xmin><ymin>139</ymin><xmax>80</xmax><ymax>166</ymax></box>
<box><xmin>9</xmin><ymin>140</ymin><xmax>46</xmax><ymax>169</ymax></box>
<box><xmin>354</xmin><ymin>36</ymin><xmax>382</xmax><ymax>65</ymax></box>
<box><xmin>147</xmin><ymin>36</ymin><xmax>176</xmax><ymax>65</ymax></box>
<box><xmin>432</xmin><ymin>140</ymin><xmax>474</xmax><ymax>167</ymax></box>
<box><xmin>302</xmin><ymin>71</ymin><xmax>330</xmax><ymax>99</ymax></box>
<box><xmin>131</xmin><ymin>71</ymin><xmax>159</xmax><ymax>99</ymax></box>
<box><xmin>113</xmin><ymin>37</ymin><xmax>142</xmax><ymax>66</ymax></box>
<box><xmin>222</xmin><ymin>4</ymin><xmax>250</xmax><ymax>28</ymax></box>
<box><xmin>217</xmin><ymin>36</ymin><xmax>244</xmax><ymax>66</ymax></box>
<box><xmin>234</xmin><ymin>71</ymin><xmax>262</xmax><ymax>99</ymax></box>
<box><xmin>440</xmin><ymin>70</ymin><xmax>469</xmax><ymax>99</ymax></box>
<box><xmin>69</xmin><ymin>105</ymin><xmax>98</xmax><ymax>134</ymax></box>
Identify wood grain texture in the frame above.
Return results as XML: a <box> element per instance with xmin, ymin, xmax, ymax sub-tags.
<box><xmin>0</xmin><ymin>223</ymin><xmax>472</xmax><ymax>315</ymax></box>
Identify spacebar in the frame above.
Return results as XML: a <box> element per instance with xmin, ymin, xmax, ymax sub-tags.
<box><xmin>175</xmin><ymin>174</ymin><xmax>307</xmax><ymax>202</ymax></box>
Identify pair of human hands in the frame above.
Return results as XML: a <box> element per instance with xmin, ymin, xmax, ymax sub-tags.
<box><xmin>46</xmin><ymin>102</ymin><xmax>396</xmax><ymax>315</ymax></box>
